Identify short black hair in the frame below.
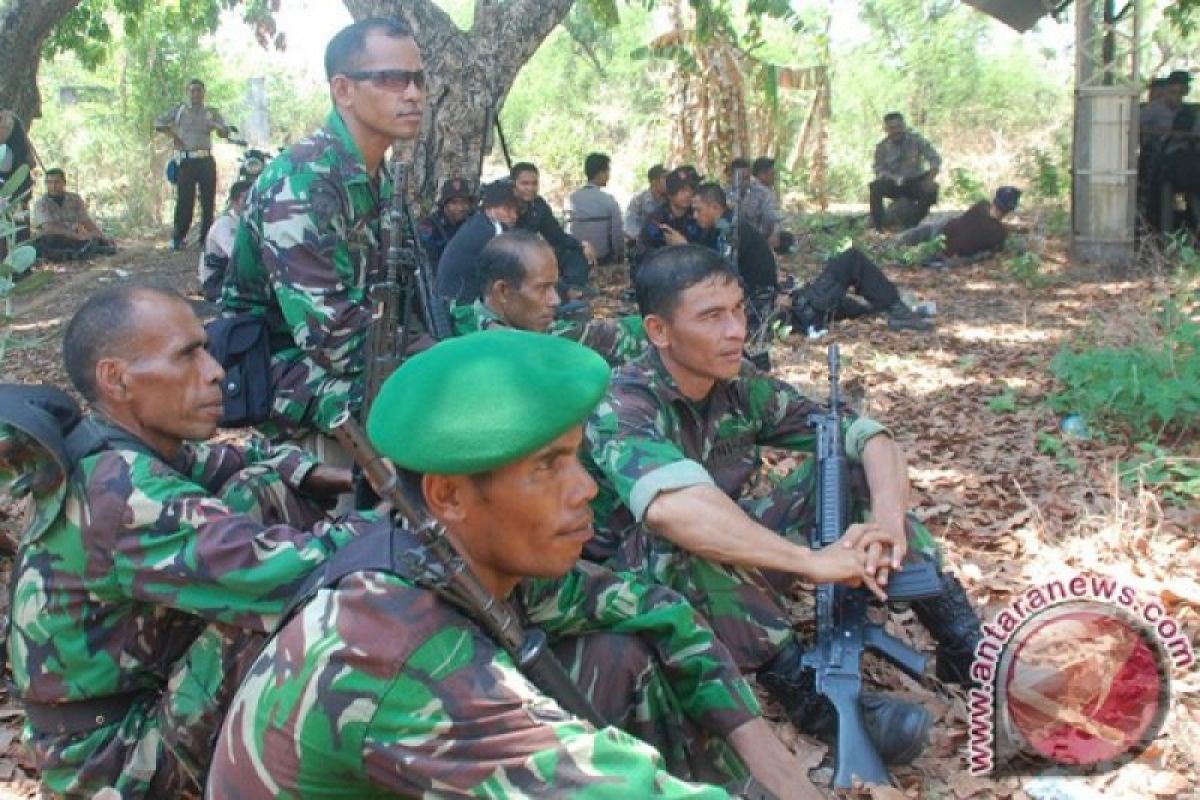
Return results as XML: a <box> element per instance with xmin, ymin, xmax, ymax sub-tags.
<box><xmin>648</xmin><ymin>164</ymin><xmax>667</xmax><ymax>181</ymax></box>
<box><xmin>584</xmin><ymin>153</ymin><xmax>610</xmax><ymax>181</ymax></box>
<box><xmin>729</xmin><ymin>157</ymin><xmax>750</xmax><ymax>171</ymax></box>
<box><xmin>694</xmin><ymin>182</ymin><xmax>727</xmax><ymax>209</ymax></box>
<box><xmin>751</xmin><ymin>157</ymin><xmax>774</xmax><ymax>176</ymax></box>
<box><xmin>635</xmin><ymin>244</ymin><xmax>738</xmax><ymax>320</ymax></box>
<box><xmin>324</xmin><ymin>17</ymin><xmax>413</xmax><ymax>81</ymax></box>
<box><xmin>883</xmin><ymin>111</ymin><xmax>904</xmax><ymax>124</ymax></box>
<box><xmin>510</xmin><ymin>162</ymin><xmax>539</xmax><ymax>180</ymax></box>
<box><xmin>187</xmin><ymin>78</ymin><xmax>205</xmax><ymax>89</ymax></box>
<box><xmin>63</xmin><ymin>286</ymin><xmax>186</xmax><ymax>402</ymax></box>
<box><xmin>478</xmin><ymin>230</ymin><xmax>550</xmax><ymax>295</ymax></box>
<box><xmin>228</xmin><ymin>179</ymin><xmax>252</xmax><ymax>204</ymax></box>
<box><xmin>44</xmin><ymin>168</ymin><xmax>65</xmax><ymax>180</ymax></box>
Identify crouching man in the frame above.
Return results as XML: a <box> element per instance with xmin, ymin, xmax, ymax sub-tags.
<box><xmin>209</xmin><ymin>330</ymin><xmax>822</xmax><ymax>799</ymax></box>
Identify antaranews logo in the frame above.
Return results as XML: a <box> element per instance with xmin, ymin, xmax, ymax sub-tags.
<box><xmin>968</xmin><ymin>573</ymin><xmax>1194</xmax><ymax>777</ymax></box>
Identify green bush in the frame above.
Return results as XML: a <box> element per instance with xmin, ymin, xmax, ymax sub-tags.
<box><xmin>1049</xmin><ymin>297</ymin><xmax>1200</xmax><ymax>442</ymax></box>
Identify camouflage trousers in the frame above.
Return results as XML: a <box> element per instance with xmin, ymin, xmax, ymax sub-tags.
<box><xmin>610</xmin><ymin>461</ymin><xmax>940</xmax><ymax>673</ymax></box>
<box><xmin>31</xmin><ymin>466</ymin><xmax>330</xmax><ymax>800</ymax></box>
<box><xmin>552</xmin><ymin>632</ymin><xmax>748</xmax><ymax>787</ymax></box>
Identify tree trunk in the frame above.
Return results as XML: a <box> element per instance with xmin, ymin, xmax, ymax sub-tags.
<box><xmin>0</xmin><ymin>0</ymin><xmax>83</xmax><ymax>122</ymax></box>
<box><xmin>345</xmin><ymin>0</ymin><xmax>576</xmax><ymax>202</ymax></box>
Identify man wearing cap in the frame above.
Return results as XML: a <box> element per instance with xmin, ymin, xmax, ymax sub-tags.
<box><xmin>895</xmin><ymin>186</ymin><xmax>1021</xmax><ymax>259</ymax></box>
<box><xmin>512</xmin><ymin>161</ymin><xmax>594</xmax><ymax>292</ymax></box>
<box><xmin>583</xmin><ymin>245</ymin><xmax>983</xmax><ymax>765</ymax></box>
<box><xmin>626</xmin><ymin>164</ymin><xmax>669</xmax><ymax>242</ymax></box>
<box><xmin>6</xmin><ymin>286</ymin><xmax>380</xmax><ymax>798</ymax></box>
<box><xmin>155</xmin><ymin>78</ymin><xmax>234</xmax><ymax>251</ymax></box>
<box><xmin>869</xmin><ymin>112</ymin><xmax>941</xmax><ymax>231</ymax></box>
<box><xmin>568</xmin><ymin>152</ymin><xmax>625</xmax><ymax>265</ymax></box>
<box><xmin>634</xmin><ymin>167</ymin><xmax>703</xmax><ymax>272</ymax></box>
<box><xmin>418</xmin><ymin>176</ymin><xmax>475</xmax><ymax>266</ymax></box>
<box><xmin>452</xmin><ymin>230</ymin><xmax>647</xmax><ymax>365</ymax></box>
<box><xmin>435</xmin><ymin>179</ymin><xmax>520</xmax><ymax>302</ymax></box>
<box><xmin>208</xmin><ymin>330</ymin><xmax>823</xmax><ymax>800</ymax></box>
<box><xmin>221</xmin><ymin>18</ymin><xmax>425</xmax><ymax>456</ymax></box>
<box><xmin>740</xmin><ymin>157</ymin><xmax>795</xmax><ymax>253</ymax></box>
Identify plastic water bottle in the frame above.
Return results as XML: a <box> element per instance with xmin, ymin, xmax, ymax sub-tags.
<box><xmin>1060</xmin><ymin>414</ymin><xmax>1090</xmax><ymax>438</ymax></box>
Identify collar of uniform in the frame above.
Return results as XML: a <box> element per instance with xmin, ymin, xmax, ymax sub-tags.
<box><xmin>474</xmin><ymin>298</ymin><xmax>507</xmax><ymax>328</ymax></box>
<box><xmin>323</xmin><ymin>109</ymin><xmax>374</xmax><ymax>185</ymax></box>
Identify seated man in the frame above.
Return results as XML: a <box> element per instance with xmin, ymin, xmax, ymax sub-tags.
<box><xmin>634</xmin><ymin>167</ymin><xmax>702</xmax><ymax>272</ymax></box>
<box><xmin>512</xmin><ymin>161</ymin><xmax>592</xmax><ymax>291</ymax></box>
<box><xmin>208</xmin><ymin>330</ymin><xmax>819</xmax><ymax>799</ymax></box>
<box><xmin>583</xmin><ymin>246</ymin><xmax>983</xmax><ymax>765</ymax></box>
<box><xmin>691</xmin><ymin>182</ymin><xmax>780</xmax><ymax>297</ymax></box>
<box><xmin>568</xmin><ymin>152</ymin><xmax>625</xmax><ymax>264</ymax></box>
<box><xmin>741</xmin><ymin>157</ymin><xmax>795</xmax><ymax>253</ymax></box>
<box><xmin>29</xmin><ymin>168</ymin><xmax>117</xmax><ymax>262</ymax></box>
<box><xmin>452</xmin><ymin>229</ymin><xmax>647</xmax><ymax>365</ymax></box>
<box><xmin>625</xmin><ymin>164</ymin><xmax>668</xmax><ymax>245</ymax></box>
<box><xmin>896</xmin><ymin>186</ymin><xmax>1021</xmax><ymax>260</ymax></box>
<box><xmin>435</xmin><ymin>179</ymin><xmax>519</xmax><ymax>303</ymax></box>
<box><xmin>417</xmin><ymin>176</ymin><xmax>475</xmax><ymax>266</ymax></box>
<box><xmin>870</xmin><ymin>112</ymin><xmax>941</xmax><ymax>232</ymax></box>
<box><xmin>6</xmin><ymin>285</ymin><xmax>380</xmax><ymax>798</ymax></box>
<box><xmin>200</xmin><ymin>179</ymin><xmax>251</xmax><ymax>301</ymax></box>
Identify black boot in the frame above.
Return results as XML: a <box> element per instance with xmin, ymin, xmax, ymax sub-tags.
<box><xmin>886</xmin><ymin>301</ymin><xmax>934</xmax><ymax>332</ymax></box>
<box><xmin>911</xmin><ymin>573</ymin><xmax>983</xmax><ymax>686</ymax></box>
<box><xmin>758</xmin><ymin>639</ymin><xmax>932</xmax><ymax>766</ymax></box>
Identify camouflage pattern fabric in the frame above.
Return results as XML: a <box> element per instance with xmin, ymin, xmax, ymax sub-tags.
<box><xmin>221</xmin><ymin>110</ymin><xmax>391</xmax><ymax>439</ymax></box>
<box><xmin>451</xmin><ymin>298</ymin><xmax>649</xmax><ymax>366</ymax></box>
<box><xmin>583</xmin><ymin>350</ymin><xmax>937</xmax><ymax>671</ymax></box>
<box><xmin>9</xmin><ymin>416</ymin><xmax>378</xmax><ymax>797</ymax></box>
<box><xmin>208</xmin><ymin>527</ymin><xmax>760</xmax><ymax>798</ymax></box>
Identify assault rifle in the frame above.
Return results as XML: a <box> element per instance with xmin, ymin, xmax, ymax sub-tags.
<box><xmin>804</xmin><ymin>344</ymin><xmax>942</xmax><ymax>788</ymax></box>
<box><xmin>361</xmin><ymin>157</ymin><xmax>454</xmax><ymax>419</ymax></box>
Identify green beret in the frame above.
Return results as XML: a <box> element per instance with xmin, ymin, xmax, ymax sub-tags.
<box><xmin>367</xmin><ymin>329</ymin><xmax>611</xmax><ymax>474</ymax></box>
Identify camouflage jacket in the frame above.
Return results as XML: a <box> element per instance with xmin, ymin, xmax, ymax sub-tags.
<box><xmin>221</xmin><ymin>109</ymin><xmax>390</xmax><ymax>438</ymax></box>
<box><xmin>209</xmin><ymin>526</ymin><xmax>757</xmax><ymax>798</ymax></box>
<box><xmin>9</xmin><ymin>415</ymin><xmax>371</xmax><ymax>711</ymax></box>
<box><xmin>582</xmin><ymin>349</ymin><xmax>887</xmax><ymax>561</ymax></box>
<box><xmin>738</xmin><ymin>180</ymin><xmax>783</xmax><ymax>240</ymax></box>
<box><xmin>450</xmin><ymin>298</ymin><xmax>648</xmax><ymax>366</ymax></box>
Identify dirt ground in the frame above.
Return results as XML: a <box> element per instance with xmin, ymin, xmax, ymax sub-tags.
<box><xmin>0</xmin><ymin>235</ymin><xmax>1196</xmax><ymax>799</ymax></box>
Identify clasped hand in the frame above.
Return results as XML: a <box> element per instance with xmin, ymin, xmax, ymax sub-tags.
<box><xmin>807</xmin><ymin>519</ymin><xmax>908</xmax><ymax>601</ymax></box>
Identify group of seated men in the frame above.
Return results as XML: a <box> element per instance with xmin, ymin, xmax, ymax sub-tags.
<box><xmin>3</xmin><ymin>16</ymin><xmax>989</xmax><ymax>799</ymax></box>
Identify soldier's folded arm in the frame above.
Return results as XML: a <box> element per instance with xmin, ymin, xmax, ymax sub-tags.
<box><xmin>98</xmin><ymin>452</ymin><xmax>369</xmax><ymax>629</ymax></box>
<box><xmin>522</xmin><ymin>561</ymin><xmax>761</xmax><ymax>735</ymax></box>
<box><xmin>185</xmin><ymin>437</ymin><xmax>321</xmax><ymax>493</ymax></box>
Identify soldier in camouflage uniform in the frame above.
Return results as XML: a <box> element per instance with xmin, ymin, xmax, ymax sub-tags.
<box><xmin>450</xmin><ymin>230</ymin><xmax>647</xmax><ymax>365</ymax></box>
<box><xmin>6</xmin><ymin>287</ymin><xmax>380</xmax><ymax>798</ymax></box>
<box><xmin>582</xmin><ymin>245</ymin><xmax>983</xmax><ymax>765</ymax></box>
<box><xmin>209</xmin><ymin>330</ymin><xmax>823</xmax><ymax>799</ymax></box>
<box><xmin>220</xmin><ymin>18</ymin><xmax>425</xmax><ymax>447</ymax></box>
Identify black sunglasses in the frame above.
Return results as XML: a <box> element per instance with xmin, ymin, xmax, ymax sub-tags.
<box><xmin>342</xmin><ymin>69</ymin><xmax>426</xmax><ymax>92</ymax></box>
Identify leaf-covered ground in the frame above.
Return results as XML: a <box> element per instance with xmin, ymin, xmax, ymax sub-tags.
<box><xmin>0</xmin><ymin>236</ymin><xmax>1196</xmax><ymax>799</ymax></box>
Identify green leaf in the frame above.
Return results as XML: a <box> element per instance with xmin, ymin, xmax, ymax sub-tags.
<box><xmin>0</xmin><ymin>165</ymin><xmax>30</xmax><ymax>199</ymax></box>
<box><xmin>5</xmin><ymin>246</ymin><xmax>36</xmax><ymax>274</ymax></box>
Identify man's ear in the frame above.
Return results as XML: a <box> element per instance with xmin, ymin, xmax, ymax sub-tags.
<box><xmin>491</xmin><ymin>279</ymin><xmax>512</xmax><ymax>307</ymax></box>
<box><xmin>422</xmin><ymin>473</ymin><xmax>470</xmax><ymax>524</ymax></box>
<box><xmin>329</xmin><ymin>75</ymin><xmax>355</xmax><ymax>109</ymax></box>
<box><xmin>643</xmin><ymin>313</ymin><xmax>671</xmax><ymax>349</ymax></box>
<box><xmin>94</xmin><ymin>358</ymin><xmax>129</xmax><ymax>403</ymax></box>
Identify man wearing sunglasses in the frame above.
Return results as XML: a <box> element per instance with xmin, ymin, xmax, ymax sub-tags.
<box><xmin>222</xmin><ymin>17</ymin><xmax>425</xmax><ymax>493</ymax></box>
